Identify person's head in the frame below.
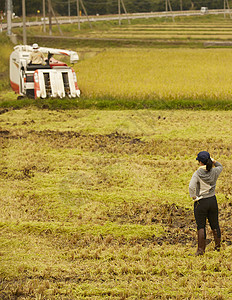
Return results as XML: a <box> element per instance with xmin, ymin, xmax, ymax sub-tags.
<box><xmin>32</xmin><ymin>43</ymin><xmax>39</xmax><ymax>52</ymax></box>
<box><xmin>196</xmin><ymin>151</ymin><xmax>213</xmax><ymax>171</ymax></box>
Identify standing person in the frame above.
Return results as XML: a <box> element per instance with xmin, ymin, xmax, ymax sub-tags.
<box><xmin>189</xmin><ymin>151</ymin><xmax>223</xmax><ymax>256</ymax></box>
<box><xmin>28</xmin><ymin>43</ymin><xmax>45</xmax><ymax>65</ymax></box>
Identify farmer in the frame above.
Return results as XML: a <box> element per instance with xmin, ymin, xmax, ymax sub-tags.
<box><xmin>28</xmin><ymin>43</ymin><xmax>45</xmax><ymax>65</ymax></box>
<box><xmin>189</xmin><ymin>151</ymin><xmax>223</xmax><ymax>256</ymax></box>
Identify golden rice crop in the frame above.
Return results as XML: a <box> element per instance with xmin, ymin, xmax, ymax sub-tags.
<box><xmin>76</xmin><ymin>48</ymin><xmax>232</xmax><ymax>100</ymax></box>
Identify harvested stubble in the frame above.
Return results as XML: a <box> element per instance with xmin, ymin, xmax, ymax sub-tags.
<box><xmin>0</xmin><ymin>109</ymin><xmax>232</xmax><ymax>299</ymax></box>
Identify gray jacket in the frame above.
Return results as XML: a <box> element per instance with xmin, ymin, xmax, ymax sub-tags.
<box><xmin>189</xmin><ymin>162</ymin><xmax>223</xmax><ymax>199</ymax></box>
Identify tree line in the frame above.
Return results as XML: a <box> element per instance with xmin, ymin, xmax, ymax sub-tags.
<box><xmin>1</xmin><ymin>0</ymin><xmax>227</xmax><ymax>17</ymax></box>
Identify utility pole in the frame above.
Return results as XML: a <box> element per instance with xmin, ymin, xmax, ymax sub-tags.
<box><xmin>165</xmin><ymin>0</ymin><xmax>174</xmax><ymax>22</ymax></box>
<box><xmin>76</xmin><ymin>0</ymin><xmax>80</xmax><ymax>30</ymax></box>
<box><xmin>118</xmin><ymin>0</ymin><xmax>130</xmax><ymax>26</ymax></box>
<box><xmin>224</xmin><ymin>0</ymin><xmax>226</xmax><ymax>18</ymax></box>
<box><xmin>48</xmin><ymin>0</ymin><xmax>52</xmax><ymax>35</ymax></box>
<box><xmin>168</xmin><ymin>0</ymin><xmax>173</xmax><ymax>13</ymax></box>
<box><xmin>68</xmin><ymin>0</ymin><xmax>70</xmax><ymax>17</ymax></box>
<box><xmin>168</xmin><ymin>0</ymin><xmax>175</xmax><ymax>22</ymax></box>
<box><xmin>43</xmin><ymin>0</ymin><xmax>46</xmax><ymax>32</ymax></box>
<box><xmin>79</xmin><ymin>0</ymin><xmax>92</xmax><ymax>28</ymax></box>
<box><xmin>6</xmin><ymin>0</ymin><xmax>12</xmax><ymax>35</ymax></box>
<box><xmin>22</xmin><ymin>0</ymin><xmax>27</xmax><ymax>44</ymax></box>
<box><xmin>121</xmin><ymin>0</ymin><xmax>130</xmax><ymax>25</ymax></box>
<box><xmin>225</xmin><ymin>0</ymin><xmax>232</xmax><ymax>18</ymax></box>
<box><xmin>118</xmin><ymin>0</ymin><xmax>121</xmax><ymax>26</ymax></box>
<box><xmin>46</xmin><ymin>0</ymin><xmax>63</xmax><ymax>36</ymax></box>
<box><xmin>0</xmin><ymin>11</ymin><xmax>3</xmax><ymax>33</ymax></box>
<box><xmin>180</xmin><ymin>0</ymin><xmax>183</xmax><ymax>11</ymax></box>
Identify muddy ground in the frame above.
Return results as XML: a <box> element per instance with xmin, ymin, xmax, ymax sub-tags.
<box><xmin>1</xmin><ymin>128</ymin><xmax>231</xmax><ymax>247</ymax></box>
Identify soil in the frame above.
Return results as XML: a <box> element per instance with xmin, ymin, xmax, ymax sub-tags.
<box><xmin>1</xmin><ymin>129</ymin><xmax>232</xmax><ymax>247</ymax></box>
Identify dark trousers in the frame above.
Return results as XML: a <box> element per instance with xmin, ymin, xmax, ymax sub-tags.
<box><xmin>194</xmin><ymin>195</ymin><xmax>221</xmax><ymax>238</ymax></box>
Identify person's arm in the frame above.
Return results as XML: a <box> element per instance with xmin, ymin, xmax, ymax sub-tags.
<box><xmin>189</xmin><ymin>172</ymin><xmax>198</xmax><ymax>200</ymax></box>
<box><xmin>212</xmin><ymin>158</ymin><xmax>223</xmax><ymax>177</ymax></box>
<box><xmin>41</xmin><ymin>52</ymin><xmax>46</xmax><ymax>65</ymax></box>
<box><xmin>28</xmin><ymin>52</ymin><xmax>32</xmax><ymax>64</ymax></box>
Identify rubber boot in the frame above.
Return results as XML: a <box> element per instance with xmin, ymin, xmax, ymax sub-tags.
<box><xmin>195</xmin><ymin>228</ymin><xmax>206</xmax><ymax>256</ymax></box>
<box><xmin>212</xmin><ymin>229</ymin><xmax>221</xmax><ymax>251</ymax></box>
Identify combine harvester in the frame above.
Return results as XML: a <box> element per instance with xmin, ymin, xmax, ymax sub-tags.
<box><xmin>10</xmin><ymin>45</ymin><xmax>81</xmax><ymax>99</ymax></box>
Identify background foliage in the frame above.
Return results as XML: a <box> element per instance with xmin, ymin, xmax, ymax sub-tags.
<box><xmin>0</xmin><ymin>0</ymin><xmax>229</xmax><ymax>17</ymax></box>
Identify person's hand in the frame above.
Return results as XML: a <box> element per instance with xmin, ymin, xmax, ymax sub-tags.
<box><xmin>193</xmin><ymin>196</ymin><xmax>203</xmax><ymax>202</ymax></box>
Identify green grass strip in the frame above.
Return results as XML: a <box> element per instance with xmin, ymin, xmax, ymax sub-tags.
<box><xmin>0</xmin><ymin>221</ymin><xmax>163</xmax><ymax>240</ymax></box>
<box><xmin>1</xmin><ymin>97</ymin><xmax>232</xmax><ymax>111</ymax></box>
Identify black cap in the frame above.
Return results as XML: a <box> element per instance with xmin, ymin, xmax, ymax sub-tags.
<box><xmin>196</xmin><ymin>151</ymin><xmax>210</xmax><ymax>164</ymax></box>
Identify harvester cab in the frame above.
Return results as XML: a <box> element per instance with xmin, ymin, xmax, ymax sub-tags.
<box><xmin>10</xmin><ymin>45</ymin><xmax>81</xmax><ymax>99</ymax></box>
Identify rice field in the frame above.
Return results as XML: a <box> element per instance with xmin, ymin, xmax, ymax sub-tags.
<box><xmin>21</xmin><ymin>15</ymin><xmax>232</xmax><ymax>44</ymax></box>
<box><xmin>2</xmin><ymin>15</ymin><xmax>232</xmax><ymax>104</ymax></box>
<box><xmin>72</xmin><ymin>15</ymin><xmax>232</xmax><ymax>42</ymax></box>
<box><xmin>76</xmin><ymin>23</ymin><xmax>232</xmax><ymax>41</ymax></box>
<box><xmin>76</xmin><ymin>48</ymin><xmax>232</xmax><ymax>101</ymax></box>
<box><xmin>5</xmin><ymin>46</ymin><xmax>232</xmax><ymax>105</ymax></box>
<box><xmin>1</xmin><ymin>15</ymin><xmax>232</xmax><ymax>299</ymax></box>
<box><xmin>0</xmin><ymin>109</ymin><xmax>232</xmax><ymax>299</ymax></box>
<box><xmin>0</xmin><ymin>35</ymin><xmax>12</xmax><ymax>91</ymax></box>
